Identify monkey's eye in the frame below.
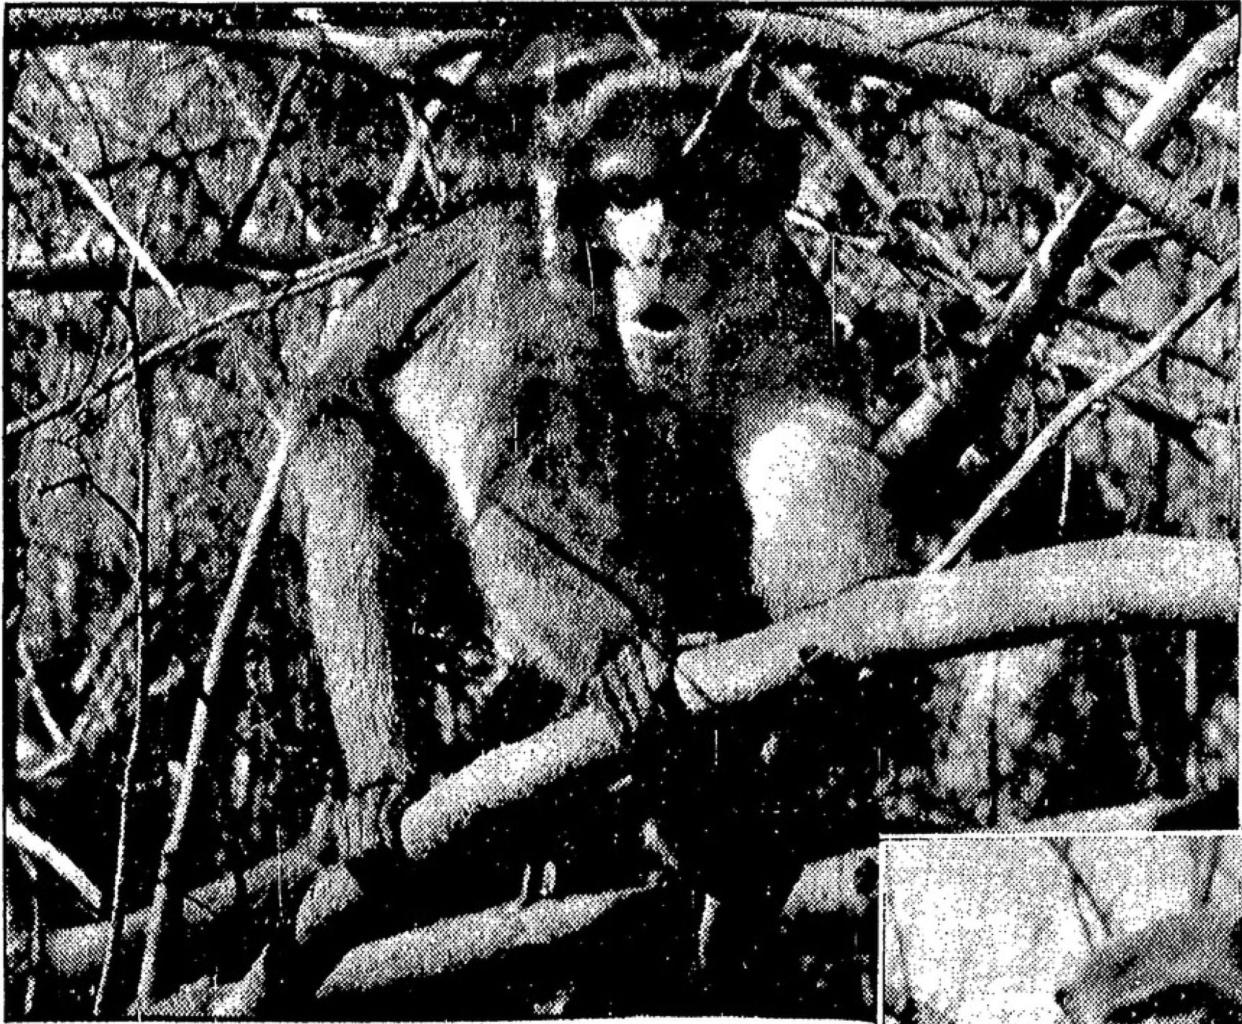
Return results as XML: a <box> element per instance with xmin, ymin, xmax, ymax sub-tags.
<box><xmin>599</xmin><ymin>173</ymin><xmax>656</xmax><ymax>213</ymax></box>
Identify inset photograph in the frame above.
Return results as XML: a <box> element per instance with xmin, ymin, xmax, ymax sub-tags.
<box><xmin>883</xmin><ymin>834</ymin><xmax>1242</xmax><ymax>1024</ymax></box>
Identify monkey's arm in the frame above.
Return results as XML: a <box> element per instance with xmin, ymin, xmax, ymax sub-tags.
<box><xmin>291</xmin><ymin>417</ymin><xmax>412</xmax><ymax>791</ymax></box>
<box><xmin>302</xmin><ymin>204</ymin><xmax>516</xmax><ymax>400</ymax></box>
<box><xmin>736</xmin><ymin>393</ymin><xmax>903</xmax><ymax>621</ymax></box>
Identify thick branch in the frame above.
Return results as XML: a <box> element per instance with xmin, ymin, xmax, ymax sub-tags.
<box><xmin>5</xmin><ymin>808</ymin><xmax>102</xmax><ymax>914</ymax></box>
<box><xmin>989</xmin><ymin>7</ymin><xmax>1153</xmax><ymax>110</ymax></box>
<box><xmin>877</xmin><ymin>12</ymin><xmax>1238</xmax><ymax>468</ymax></box>
<box><xmin>316</xmin><ymin>883</ymin><xmax>657</xmax><ymax>1003</ymax></box>
<box><xmin>399</xmin><ymin>536</ymin><xmax>1237</xmax><ymax>862</ymax></box>
<box><xmin>18</xmin><ymin>821</ymin><xmax>324</xmax><ymax>993</ymax></box>
<box><xmin>740</xmin><ymin>11</ymin><xmax>1237</xmax><ymax>262</ymax></box>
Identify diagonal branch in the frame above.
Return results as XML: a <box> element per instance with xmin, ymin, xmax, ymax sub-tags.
<box><xmin>4</xmin><ymin>217</ymin><xmax>463</xmax><ymax>442</ymax></box>
<box><xmin>990</xmin><ymin>6</ymin><xmax>1153</xmax><ymax>110</ymax></box>
<box><xmin>316</xmin><ymin>882</ymin><xmax>658</xmax><ymax>1002</ymax></box>
<box><xmin>876</xmin><ymin>12</ymin><xmax>1238</xmax><ymax>470</ymax></box>
<box><xmin>218</xmin><ymin>60</ymin><xmax>306</xmax><ymax>252</ymax></box>
<box><xmin>397</xmin><ymin>535</ymin><xmax>1238</xmax><ymax>863</ymax></box>
<box><xmin>5</xmin><ymin>808</ymin><xmax>103</xmax><ymax>915</ymax></box>
<box><xmin>740</xmin><ymin>11</ymin><xmax>1237</xmax><ymax>262</ymax></box>
<box><xmin>927</xmin><ymin>256</ymin><xmax>1236</xmax><ymax>572</ymax></box>
<box><xmin>8</xmin><ymin>113</ymin><xmax>185</xmax><ymax>313</ymax></box>
<box><xmin>774</xmin><ymin>64</ymin><xmax>996</xmax><ymax>311</ymax></box>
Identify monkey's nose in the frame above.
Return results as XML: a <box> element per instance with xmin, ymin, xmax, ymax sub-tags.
<box><xmin>634</xmin><ymin>302</ymin><xmax>690</xmax><ymax>334</ymax></box>
<box><xmin>1053</xmin><ymin>987</ymin><xmax>1068</xmax><ymax>1009</ymax></box>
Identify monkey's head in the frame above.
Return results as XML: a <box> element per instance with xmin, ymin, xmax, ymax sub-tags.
<box><xmin>532</xmin><ymin>62</ymin><xmax>803</xmax><ymax>406</ymax></box>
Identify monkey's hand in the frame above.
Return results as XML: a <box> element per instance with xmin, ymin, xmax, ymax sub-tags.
<box><xmin>589</xmin><ymin>638</ymin><xmax>678</xmax><ymax>740</ymax></box>
<box><xmin>331</xmin><ymin>775</ymin><xmax>413</xmax><ymax>864</ymax></box>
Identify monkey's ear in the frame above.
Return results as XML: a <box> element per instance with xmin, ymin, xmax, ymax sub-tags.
<box><xmin>745</xmin><ymin>64</ymin><xmax>802</xmax><ymax>133</ymax></box>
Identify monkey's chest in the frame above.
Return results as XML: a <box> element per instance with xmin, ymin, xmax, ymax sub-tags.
<box><xmin>622</xmin><ymin>418</ymin><xmax>759</xmax><ymax>640</ymax></box>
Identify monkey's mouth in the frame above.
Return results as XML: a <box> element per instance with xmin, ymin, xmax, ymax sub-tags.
<box><xmin>633</xmin><ymin>302</ymin><xmax>691</xmax><ymax>334</ymax></box>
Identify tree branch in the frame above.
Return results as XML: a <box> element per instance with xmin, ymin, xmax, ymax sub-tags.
<box><xmin>929</xmin><ymin>257</ymin><xmax>1236</xmax><ymax>571</ymax></box>
<box><xmin>134</xmin><ymin>422</ymin><xmax>294</xmax><ymax>1011</ymax></box>
<box><xmin>316</xmin><ymin>883</ymin><xmax>657</xmax><ymax>1003</ymax></box>
<box><xmin>398</xmin><ymin>535</ymin><xmax>1237</xmax><ymax>863</ymax></box>
<box><xmin>95</xmin><ymin>276</ymin><xmax>158</xmax><ymax>1015</ymax></box>
<box><xmin>740</xmin><ymin>11</ymin><xmax>1237</xmax><ymax>261</ymax></box>
<box><xmin>17</xmin><ymin>810</ymin><xmax>327</xmax><ymax>1000</ymax></box>
<box><xmin>877</xmin><ymin>12</ymin><xmax>1238</xmax><ymax>469</ymax></box>
<box><xmin>775</xmin><ymin>64</ymin><xmax>996</xmax><ymax>311</ymax></box>
<box><xmin>5</xmin><ymin>808</ymin><xmax>103</xmax><ymax>914</ymax></box>
<box><xmin>5</xmin><ymin>220</ymin><xmax>456</xmax><ymax>442</ymax></box>
<box><xmin>8</xmin><ymin>113</ymin><xmax>186</xmax><ymax>312</ymax></box>
<box><xmin>218</xmin><ymin>61</ymin><xmax>307</xmax><ymax>252</ymax></box>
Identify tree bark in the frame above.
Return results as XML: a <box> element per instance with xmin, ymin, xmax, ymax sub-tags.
<box><xmin>400</xmin><ymin>536</ymin><xmax>1237</xmax><ymax>861</ymax></box>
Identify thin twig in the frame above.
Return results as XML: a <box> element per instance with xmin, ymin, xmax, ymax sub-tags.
<box><xmin>1045</xmin><ymin>838</ymin><xmax>1112</xmax><ymax>942</ymax></box>
<box><xmin>93</xmin><ymin>266</ymin><xmax>156</xmax><ymax>1017</ymax></box>
<box><xmin>8</xmin><ymin>113</ymin><xmax>185</xmax><ymax>312</ymax></box>
<box><xmin>29</xmin><ymin>49</ymin><xmax>116</xmax><ymax>206</ymax></box>
<box><xmin>929</xmin><ymin>257</ymin><xmax>1236</xmax><ymax>572</ymax></box>
<box><xmin>5</xmin><ymin>808</ymin><xmax>103</xmax><ymax>914</ymax></box>
<box><xmin>1195</xmin><ymin>833</ymin><xmax>1221</xmax><ymax>906</ymax></box>
<box><xmin>682</xmin><ymin>14</ymin><xmax>766</xmax><ymax>158</ymax></box>
<box><xmin>1057</xmin><ymin>309</ymin><xmax>1232</xmax><ymax>382</ymax></box>
<box><xmin>774</xmin><ymin>65</ymin><xmax>997</xmax><ymax>312</ymax></box>
<box><xmin>889</xmin><ymin>6</ymin><xmax>997</xmax><ymax>52</ymax></box>
<box><xmin>219</xmin><ymin>61</ymin><xmax>306</xmax><ymax>251</ymax></box>
<box><xmin>621</xmin><ymin>8</ymin><xmax>661</xmax><ymax>63</ymax></box>
<box><xmin>201</xmin><ymin>54</ymin><xmax>325</xmax><ymax>247</ymax></box>
<box><xmin>5</xmin><ymin>217</ymin><xmax>439</xmax><ymax>442</ymax></box>
<box><xmin>133</xmin><ymin>422</ymin><xmax>293</xmax><ymax>1010</ymax></box>
<box><xmin>39</xmin><ymin>472</ymin><xmax>139</xmax><ymax>540</ymax></box>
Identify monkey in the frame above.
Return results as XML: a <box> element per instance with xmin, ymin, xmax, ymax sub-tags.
<box><xmin>1056</xmin><ymin>909</ymin><xmax>1242</xmax><ymax>1024</ymax></box>
<box><xmin>231</xmin><ymin>47</ymin><xmax>904</xmax><ymax>1007</ymax></box>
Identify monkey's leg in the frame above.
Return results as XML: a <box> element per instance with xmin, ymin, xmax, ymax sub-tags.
<box><xmin>280</xmin><ymin>417</ymin><xmax>426</xmax><ymax>1005</ymax></box>
<box><xmin>738</xmin><ymin>397</ymin><xmax>901</xmax><ymax>621</ymax></box>
<box><xmin>679</xmin><ymin>396</ymin><xmax>902</xmax><ymax>1006</ymax></box>
<box><xmin>291</xmin><ymin>416</ymin><xmax>413</xmax><ymax>793</ymax></box>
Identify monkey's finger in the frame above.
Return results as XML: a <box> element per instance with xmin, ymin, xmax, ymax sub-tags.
<box><xmin>637</xmin><ymin>639</ymin><xmax>672</xmax><ymax>699</ymax></box>
<box><xmin>590</xmin><ymin>663</ymin><xmax>625</xmax><ymax>733</ymax></box>
<box><xmin>615</xmin><ymin>643</ymin><xmax>654</xmax><ymax>728</ymax></box>
<box><xmin>596</xmin><ymin>661</ymin><xmax>640</xmax><ymax>738</ymax></box>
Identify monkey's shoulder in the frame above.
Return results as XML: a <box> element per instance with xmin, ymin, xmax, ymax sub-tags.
<box><xmin>306</xmin><ymin>203</ymin><xmax>546</xmax><ymax>392</ymax></box>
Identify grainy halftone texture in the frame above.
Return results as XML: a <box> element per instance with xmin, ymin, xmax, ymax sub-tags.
<box><xmin>884</xmin><ymin>834</ymin><xmax>1242</xmax><ymax>1024</ymax></box>
<box><xmin>3</xmin><ymin>5</ymin><xmax>1237</xmax><ymax>1020</ymax></box>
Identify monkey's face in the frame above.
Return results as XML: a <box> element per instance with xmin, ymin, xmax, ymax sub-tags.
<box><xmin>548</xmin><ymin>75</ymin><xmax>800</xmax><ymax>406</ymax></box>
